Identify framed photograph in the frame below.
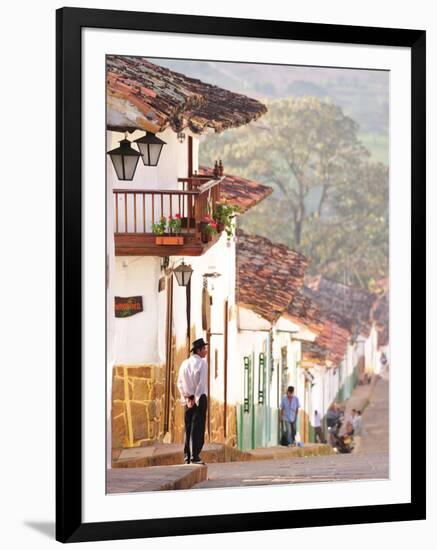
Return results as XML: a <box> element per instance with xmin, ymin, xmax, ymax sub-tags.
<box><xmin>56</xmin><ymin>7</ymin><xmax>426</xmax><ymax>543</ymax></box>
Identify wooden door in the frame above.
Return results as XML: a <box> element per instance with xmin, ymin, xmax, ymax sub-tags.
<box><xmin>223</xmin><ymin>300</ymin><xmax>229</xmax><ymax>438</ymax></box>
<box><xmin>163</xmin><ymin>275</ymin><xmax>174</xmax><ymax>435</ymax></box>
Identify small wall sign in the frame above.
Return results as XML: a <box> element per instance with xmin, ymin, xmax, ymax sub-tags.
<box><xmin>114</xmin><ymin>296</ymin><xmax>143</xmax><ymax>317</ymax></box>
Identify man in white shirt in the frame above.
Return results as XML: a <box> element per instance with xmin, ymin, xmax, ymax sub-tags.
<box><xmin>177</xmin><ymin>338</ymin><xmax>208</xmax><ymax>465</ymax></box>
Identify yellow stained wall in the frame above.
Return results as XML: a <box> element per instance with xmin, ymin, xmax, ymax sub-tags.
<box><xmin>112</xmin><ymin>337</ymin><xmax>238</xmax><ymax>449</ymax></box>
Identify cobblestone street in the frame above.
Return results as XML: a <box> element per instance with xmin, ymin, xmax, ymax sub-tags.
<box><xmin>106</xmin><ymin>375</ymin><xmax>389</xmax><ymax>493</ymax></box>
<box><xmin>192</xmin><ymin>376</ymin><xmax>389</xmax><ymax>489</ymax></box>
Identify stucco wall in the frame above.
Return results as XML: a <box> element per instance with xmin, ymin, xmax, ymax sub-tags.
<box><xmin>107</xmin><ymin>129</ymin><xmax>199</xmax><ymax>233</ymax></box>
<box><xmin>107</xmin><ymin>126</ymin><xmax>242</xmax><ymax>447</ymax></box>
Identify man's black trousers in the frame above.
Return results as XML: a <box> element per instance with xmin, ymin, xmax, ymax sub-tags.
<box><xmin>184</xmin><ymin>394</ymin><xmax>207</xmax><ymax>462</ymax></box>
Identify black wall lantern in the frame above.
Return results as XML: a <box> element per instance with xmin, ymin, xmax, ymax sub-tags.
<box><xmin>173</xmin><ymin>261</ymin><xmax>193</xmax><ymax>287</ymax></box>
<box><xmin>134</xmin><ymin>132</ymin><xmax>166</xmax><ymax>166</ymax></box>
<box><xmin>107</xmin><ymin>136</ymin><xmax>141</xmax><ymax>181</ymax></box>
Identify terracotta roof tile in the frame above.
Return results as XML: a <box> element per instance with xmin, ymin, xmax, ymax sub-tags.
<box><xmin>292</xmin><ymin>292</ymin><xmax>350</xmax><ymax>367</ymax></box>
<box><xmin>301</xmin><ymin>341</ymin><xmax>328</xmax><ymax>366</ymax></box>
<box><xmin>106</xmin><ymin>56</ymin><xmax>267</xmax><ymax>134</ymax></box>
<box><xmin>315</xmin><ymin>320</ymin><xmax>350</xmax><ymax>365</ymax></box>
<box><xmin>236</xmin><ymin>230</ymin><xmax>308</xmax><ymax>324</ymax></box>
<box><xmin>199</xmin><ymin>166</ymin><xmax>273</xmax><ymax>213</ymax></box>
<box><xmin>305</xmin><ymin>276</ymin><xmax>377</xmax><ymax>337</ymax></box>
<box><xmin>284</xmin><ymin>289</ymin><xmax>324</xmax><ymax>334</ymax></box>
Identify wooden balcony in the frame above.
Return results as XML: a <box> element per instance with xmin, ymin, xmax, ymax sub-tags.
<box><xmin>113</xmin><ymin>176</ymin><xmax>223</xmax><ymax>256</ymax></box>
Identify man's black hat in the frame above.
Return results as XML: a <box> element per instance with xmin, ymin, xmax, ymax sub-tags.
<box><xmin>190</xmin><ymin>338</ymin><xmax>208</xmax><ymax>352</ymax></box>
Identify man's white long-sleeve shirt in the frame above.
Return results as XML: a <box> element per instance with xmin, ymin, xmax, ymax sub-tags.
<box><xmin>177</xmin><ymin>353</ymin><xmax>208</xmax><ymax>406</ymax></box>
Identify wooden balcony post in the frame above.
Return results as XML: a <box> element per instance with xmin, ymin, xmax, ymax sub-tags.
<box><xmin>188</xmin><ymin>189</ymin><xmax>193</xmax><ymax>233</ymax></box>
<box><xmin>134</xmin><ymin>193</ymin><xmax>137</xmax><ymax>233</ymax></box>
<box><xmin>142</xmin><ymin>193</ymin><xmax>146</xmax><ymax>233</ymax></box>
<box><xmin>115</xmin><ymin>192</ymin><xmax>119</xmax><ymax>233</ymax></box>
<box><xmin>124</xmin><ymin>192</ymin><xmax>127</xmax><ymax>233</ymax></box>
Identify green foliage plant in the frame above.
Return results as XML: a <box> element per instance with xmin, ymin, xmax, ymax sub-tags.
<box><xmin>214</xmin><ymin>203</ymin><xmax>240</xmax><ymax>240</ymax></box>
<box><xmin>168</xmin><ymin>213</ymin><xmax>182</xmax><ymax>235</ymax></box>
<box><xmin>152</xmin><ymin>216</ymin><xmax>167</xmax><ymax>235</ymax></box>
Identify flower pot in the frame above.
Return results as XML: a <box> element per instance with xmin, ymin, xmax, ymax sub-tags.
<box><xmin>155</xmin><ymin>236</ymin><xmax>184</xmax><ymax>245</ymax></box>
<box><xmin>180</xmin><ymin>217</ymin><xmax>196</xmax><ymax>230</ymax></box>
<box><xmin>199</xmin><ymin>222</ymin><xmax>214</xmax><ymax>243</ymax></box>
<box><xmin>216</xmin><ymin>222</ymin><xmax>225</xmax><ymax>233</ymax></box>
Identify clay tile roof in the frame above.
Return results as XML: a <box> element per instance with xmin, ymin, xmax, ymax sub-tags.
<box><xmin>301</xmin><ymin>341</ymin><xmax>328</xmax><ymax>366</ymax></box>
<box><xmin>294</xmin><ymin>290</ymin><xmax>349</xmax><ymax>367</ymax></box>
<box><xmin>301</xmin><ymin>318</ymin><xmax>350</xmax><ymax>367</ymax></box>
<box><xmin>199</xmin><ymin>166</ymin><xmax>273</xmax><ymax>213</ymax></box>
<box><xmin>106</xmin><ymin>56</ymin><xmax>267</xmax><ymax>134</ymax></box>
<box><xmin>236</xmin><ymin>230</ymin><xmax>308</xmax><ymax>324</ymax></box>
<box><xmin>285</xmin><ymin>289</ymin><xmax>324</xmax><ymax>334</ymax></box>
<box><xmin>305</xmin><ymin>275</ymin><xmax>377</xmax><ymax>337</ymax></box>
<box><xmin>314</xmin><ymin>319</ymin><xmax>350</xmax><ymax>366</ymax></box>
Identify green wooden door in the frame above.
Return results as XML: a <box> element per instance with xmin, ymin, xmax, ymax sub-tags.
<box><xmin>238</xmin><ymin>353</ymin><xmax>278</xmax><ymax>450</ymax></box>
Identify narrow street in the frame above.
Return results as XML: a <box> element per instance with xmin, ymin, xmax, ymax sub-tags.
<box><xmin>191</xmin><ymin>376</ymin><xmax>389</xmax><ymax>489</ymax></box>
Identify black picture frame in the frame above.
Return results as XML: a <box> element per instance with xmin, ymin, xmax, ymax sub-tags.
<box><xmin>56</xmin><ymin>7</ymin><xmax>426</xmax><ymax>543</ymax></box>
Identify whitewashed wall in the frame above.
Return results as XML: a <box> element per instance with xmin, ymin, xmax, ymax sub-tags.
<box><xmin>346</xmin><ymin>341</ymin><xmax>354</xmax><ymax>384</ymax></box>
<box><xmin>182</xmin><ymin>232</ymin><xmax>238</xmax><ymax>404</ymax></box>
<box><xmin>113</xmin><ymin>256</ymin><xmax>162</xmax><ymax>364</ymax></box>
<box><xmin>272</xmin><ymin>328</ymin><xmax>301</xmax><ymax>408</ymax></box>
<box><xmin>108</xmin><ymin>128</ymin><xmax>191</xmax><ymax>190</ymax></box>
<box><xmin>107</xmin><ymin>129</ymin><xmax>200</xmax><ymax>233</ymax></box>
<box><xmin>112</xmin><ymin>235</ymin><xmax>238</xmax><ymax>403</ymax></box>
<box><xmin>107</xmin><ymin>129</ymin><xmax>203</xmax><ymax>448</ymax></box>
<box><xmin>310</xmin><ymin>366</ymin><xmax>325</xmax><ymax>419</ymax></box>
<box><xmin>236</xmin><ymin>311</ymin><xmax>305</xmax><ymax>411</ymax></box>
<box><xmin>106</xmin><ymin>131</ymin><xmax>116</xmax><ymax>468</ymax></box>
<box><xmin>236</xmin><ymin>320</ymin><xmax>270</xmax><ymax>407</ymax></box>
<box><xmin>112</xmin><ymin>232</ymin><xmax>238</xmax><ymax>394</ymax></box>
<box><xmin>362</xmin><ymin>324</ymin><xmax>379</xmax><ymax>374</ymax></box>
<box><xmin>108</xmin><ymin>127</ymin><xmax>239</xmax><ymax>414</ymax></box>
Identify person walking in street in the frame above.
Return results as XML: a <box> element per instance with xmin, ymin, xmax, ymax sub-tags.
<box><xmin>280</xmin><ymin>386</ymin><xmax>300</xmax><ymax>446</ymax></box>
<box><xmin>352</xmin><ymin>409</ymin><xmax>363</xmax><ymax>453</ymax></box>
<box><xmin>177</xmin><ymin>338</ymin><xmax>208</xmax><ymax>465</ymax></box>
<box><xmin>313</xmin><ymin>409</ymin><xmax>325</xmax><ymax>443</ymax></box>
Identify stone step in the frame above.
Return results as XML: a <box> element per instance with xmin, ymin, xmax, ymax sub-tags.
<box><xmin>112</xmin><ymin>442</ymin><xmax>251</xmax><ymax>468</ymax></box>
<box><xmin>112</xmin><ymin>442</ymin><xmax>332</xmax><ymax>468</ymax></box>
<box><xmin>246</xmin><ymin>443</ymin><xmax>333</xmax><ymax>461</ymax></box>
<box><xmin>107</xmin><ymin>464</ymin><xmax>207</xmax><ymax>493</ymax></box>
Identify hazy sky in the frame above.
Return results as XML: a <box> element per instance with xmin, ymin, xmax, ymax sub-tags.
<box><xmin>148</xmin><ymin>57</ymin><xmax>389</xmax><ymax>141</ymax></box>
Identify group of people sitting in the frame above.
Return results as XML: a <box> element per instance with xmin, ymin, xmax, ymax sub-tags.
<box><xmin>323</xmin><ymin>403</ymin><xmax>363</xmax><ymax>452</ymax></box>
<box><xmin>280</xmin><ymin>386</ymin><xmax>363</xmax><ymax>453</ymax></box>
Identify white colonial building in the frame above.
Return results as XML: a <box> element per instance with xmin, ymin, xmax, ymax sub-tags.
<box><xmin>105</xmin><ymin>56</ymin><xmax>269</xmax><ymax>461</ymax></box>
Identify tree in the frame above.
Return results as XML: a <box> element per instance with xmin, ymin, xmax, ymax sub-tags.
<box><xmin>200</xmin><ymin>96</ymin><xmax>389</xmax><ymax>288</ymax></box>
<box><xmin>202</xmin><ymin>97</ymin><xmax>368</xmax><ymax>246</ymax></box>
<box><xmin>302</xmin><ymin>160</ymin><xmax>389</xmax><ymax>286</ymax></box>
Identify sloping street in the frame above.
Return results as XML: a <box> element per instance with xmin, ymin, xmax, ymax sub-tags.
<box><xmin>191</xmin><ymin>375</ymin><xmax>389</xmax><ymax>489</ymax></box>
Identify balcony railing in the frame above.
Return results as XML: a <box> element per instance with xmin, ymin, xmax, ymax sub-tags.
<box><xmin>113</xmin><ymin>176</ymin><xmax>223</xmax><ymax>255</ymax></box>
